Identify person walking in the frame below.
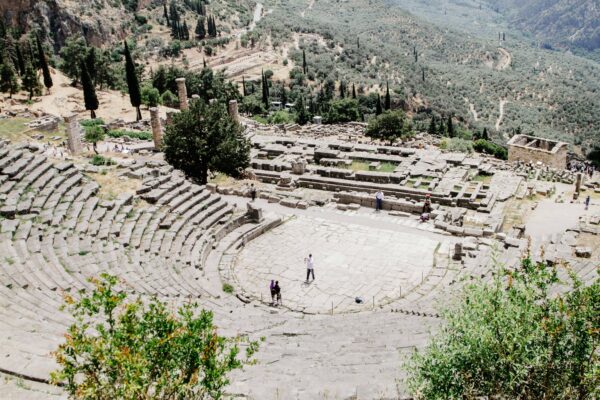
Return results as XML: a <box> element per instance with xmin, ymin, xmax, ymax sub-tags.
<box><xmin>274</xmin><ymin>281</ymin><xmax>282</xmax><ymax>306</ymax></box>
<box><xmin>305</xmin><ymin>254</ymin><xmax>315</xmax><ymax>282</ymax></box>
<box><xmin>585</xmin><ymin>195</ymin><xmax>591</xmax><ymax>210</ymax></box>
<box><xmin>270</xmin><ymin>280</ymin><xmax>276</xmax><ymax>304</ymax></box>
<box><xmin>375</xmin><ymin>190</ymin><xmax>384</xmax><ymax>211</ymax></box>
<box><xmin>250</xmin><ymin>183</ymin><xmax>257</xmax><ymax>202</ymax></box>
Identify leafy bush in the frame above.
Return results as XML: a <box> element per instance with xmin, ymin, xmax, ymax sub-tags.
<box><xmin>80</xmin><ymin>118</ymin><xmax>105</xmax><ymax>128</ymax></box>
<box><xmin>51</xmin><ymin>274</ymin><xmax>259</xmax><ymax>399</ymax></box>
<box><xmin>473</xmin><ymin>139</ymin><xmax>508</xmax><ymax>160</ymax></box>
<box><xmin>160</xmin><ymin>89</ymin><xmax>178</xmax><ymax>108</ymax></box>
<box><xmin>141</xmin><ymin>85</ymin><xmax>161</xmax><ymax>107</ymax></box>
<box><xmin>325</xmin><ymin>98</ymin><xmax>361</xmax><ymax>123</ymax></box>
<box><xmin>408</xmin><ymin>258</ymin><xmax>599</xmax><ymax>399</ymax></box>
<box><xmin>107</xmin><ymin>130</ymin><xmax>152</xmax><ymax>141</ymax></box>
<box><xmin>366</xmin><ymin>111</ymin><xmax>413</xmax><ymax>144</ymax></box>
<box><xmin>90</xmin><ymin>155</ymin><xmax>115</xmax><ymax>166</ymax></box>
<box><xmin>222</xmin><ymin>283</ymin><xmax>234</xmax><ymax>293</ymax></box>
<box><xmin>269</xmin><ymin>110</ymin><xmax>294</xmax><ymax>124</ymax></box>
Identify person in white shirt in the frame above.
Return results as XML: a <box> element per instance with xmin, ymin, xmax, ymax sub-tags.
<box><xmin>305</xmin><ymin>254</ymin><xmax>315</xmax><ymax>282</ymax></box>
<box><xmin>375</xmin><ymin>190</ymin><xmax>384</xmax><ymax>211</ymax></box>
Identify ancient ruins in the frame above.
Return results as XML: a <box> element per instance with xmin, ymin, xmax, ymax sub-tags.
<box><xmin>0</xmin><ymin>108</ymin><xmax>598</xmax><ymax>399</ymax></box>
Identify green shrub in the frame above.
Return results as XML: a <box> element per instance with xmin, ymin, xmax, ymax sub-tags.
<box><xmin>222</xmin><ymin>283</ymin><xmax>234</xmax><ymax>294</ymax></box>
<box><xmin>473</xmin><ymin>139</ymin><xmax>508</xmax><ymax>160</ymax></box>
<box><xmin>107</xmin><ymin>130</ymin><xmax>152</xmax><ymax>141</ymax></box>
<box><xmin>269</xmin><ymin>111</ymin><xmax>294</xmax><ymax>124</ymax></box>
<box><xmin>90</xmin><ymin>155</ymin><xmax>115</xmax><ymax>166</ymax></box>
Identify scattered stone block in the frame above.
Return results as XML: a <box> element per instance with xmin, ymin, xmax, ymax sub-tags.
<box><xmin>575</xmin><ymin>247</ymin><xmax>592</xmax><ymax>258</ymax></box>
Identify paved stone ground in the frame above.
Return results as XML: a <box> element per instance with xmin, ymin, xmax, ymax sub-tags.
<box><xmin>234</xmin><ymin>215</ymin><xmax>441</xmax><ymax>314</ymax></box>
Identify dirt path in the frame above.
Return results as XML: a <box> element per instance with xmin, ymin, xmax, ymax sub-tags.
<box><xmin>496</xmin><ymin>47</ymin><xmax>511</xmax><ymax>70</ymax></box>
<box><xmin>468</xmin><ymin>101</ymin><xmax>478</xmax><ymax>121</ymax></box>
<box><xmin>248</xmin><ymin>3</ymin><xmax>263</xmax><ymax>32</ymax></box>
<box><xmin>495</xmin><ymin>99</ymin><xmax>507</xmax><ymax>131</ymax></box>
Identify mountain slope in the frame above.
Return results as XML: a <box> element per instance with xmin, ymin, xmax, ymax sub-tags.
<box><xmin>257</xmin><ymin>0</ymin><xmax>600</xmax><ymax>151</ymax></box>
<box><xmin>491</xmin><ymin>0</ymin><xmax>600</xmax><ymax>51</ymax></box>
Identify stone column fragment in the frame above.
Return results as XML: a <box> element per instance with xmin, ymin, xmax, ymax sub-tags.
<box><xmin>149</xmin><ymin>107</ymin><xmax>162</xmax><ymax>150</ymax></box>
<box><xmin>228</xmin><ymin>100</ymin><xmax>240</xmax><ymax>123</ymax></box>
<box><xmin>176</xmin><ymin>77</ymin><xmax>188</xmax><ymax>110</ymax></box>
<box><xmin>64</xmin><ymin>113</ymin><xmax>83</xmax><ymax>155</ymax></box>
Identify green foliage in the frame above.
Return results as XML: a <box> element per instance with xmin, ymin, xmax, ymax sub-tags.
<box><xmin>163</xmin><ymin>100</ymin><xmax>250</xmax><ymax>184</ymax></box>
<box><xmin>21</xmin><ymin>60</ymin><xmax>41</xmax><ymax>99</ymax></box>
<box><xmin>141</xmin><ymin>85</ymin><xmax>161</xmax><ymax>107</ymax></box>
<box><xmin>51</xmin><ymin>274</ymin><xmax>258</xmax><ymax>399</ymax></box>
<box><xmin>439</xmin><ymin>137</ymin><xmax>473</xmax><ymax>153</ymax></box>
<box><xmin>408</xmin><ymin>258</ymin><xmax>599</xmax><ymax>400</ymax></box>
<box><xmin>80</xmin><ymin>61</ymin><xmax>99</xmax><ymax>119</ymax></box>
<box><xmin>84</xmin><ymin>125</ymin><xmax>105</xmax><ymax>145</ymax></box>
<box><xmin>0</xmin><ymin>62</ymin><xmax>19</xmax><ymax>97</ymax></box>
<box><xmin>124</xmin><ymin>41</ymin><xmax>142</xmax><ymax>121</ymax></box>
<box><xmin>269</xmin><ymin>111</ymin><xmax>293</xmax><ymax>124</ymax></box>
<box><xmin>365</xmin><ymin>111</ymin><xmax>412</xmax><ymax>144</ymax></box>
<box><xmin>326</xmin><ymin>98</ymin><xmax>361</xmax><ymax>123</ymax></box>
<box><xmin>160</xmin><ymin>89</ymin><xmax>178</xmax><ymax>108</ymax></box>
<box><xmin>222</xmin><ymin>283</ymin><xmax>234</xmax><ymax>294</ymax></box>
<box><xmin>241</xmin><ymin>94</ymin><xmax>266</xmax><ymax>115</ymax></box>
<box><xmin>59</xmin><ymin>37</ymin><xmax>88</xmax><ymax>83</ymax></box>
<box><xmin>107</xmin><ymin>130</ymin><xmax>152</xmax><ymax>141</ymax></box>
<box><xmin>295</xmin><ymin>96</ymin><xmax>311</xmax><ymax>125</ymax></box>
<box><xmin>36</xmin><ymin>36</ymin><xmax>52</xmax><ymax>90</ymax></box>
<box><xmin>90</xmin><ymin>155</ymin><xmax>115</xmax><ymax>166</ymax></box>
<box><xmin>473</xmin><ymin>139</ymin><xmax>508</xmax><ymax>160</ymax></box>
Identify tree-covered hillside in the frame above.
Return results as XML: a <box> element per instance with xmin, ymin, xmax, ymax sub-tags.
<box><xmin>256</xmin><ymin>0</ymin><xmax>600</xmax><ymax>153</ymax></box>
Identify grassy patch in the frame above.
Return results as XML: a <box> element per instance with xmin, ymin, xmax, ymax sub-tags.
<box><xmin>345</xmin><ymin>161</ymin><xmax>397</xmax><ymax>173</ymax></box>
<box><xmin>0</xmin><ymin>117</ymin><xmax>31</xmax><ymax>141</ymax></box>
<box><xmin>222</xmin><ymin>283</ymin><xmax>234</xmax><ymax>294</ymax></box>
<box><xmin>472</xmin><ymin>174</ymin><xmax>493</xmax><ymax>184</ymax></box>
<box><xmin>90</xmin><ymin>155</ymin><xmax>116</xmax><ymax>166</ymax></box>
<box><xmin>209</xmin><ymin>173</ymin><xmax>234</xmax><ymax>185</ymax></box>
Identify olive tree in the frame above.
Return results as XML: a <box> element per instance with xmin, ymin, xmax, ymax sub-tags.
<box><xmin>162</xmin><ymin>99</ymin><xmax>250</xmax><ymax>184</ymax></box>
<box><xmin>365</xmin><ymin>110</ymin><xmax>413</xmax><ymax>145</ymax></box>
<box><xmin>408</xmin><ymin>258</ymin><xmax>599</xmax><ymax>400</ymax></box>
<box><xmin>51</xmin><ymin>274</ymin><xmax>258</xmax><ymax>399</ymax></box>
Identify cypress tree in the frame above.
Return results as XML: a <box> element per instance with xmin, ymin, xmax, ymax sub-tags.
<box><xmin>482</xmin><ymin>127</ymin><xmax>489</xmax><ymax>140</ymax></box>
<box><xmin>302</xmin><ymin>49</ymin><xmax>307</xmax><ymax>74</ymax></box>
<box><xmin>195</xmin><ymin>17</ymin><xmax>205</xmax><ymax>39</ymax></box>
<box><xmin>422</xmin><ymin>67</ymin><xmax>425</xmax><ymax>82</ymax></box>
<box><xmin>85</xmin><ymin>47</ymin><xmax>97</xmax><ymax>85</ymax></box>
<box><xmin>80</xmin><ymin>61</ymin><xmax>98</xmax><ymax>119</ymax></box>
<box><xmin>163</xmin><ymin>3</ymin><xmax>170</xmax><ymax>26</ymax></box>
<box><xmin>123</xmin><ymin>41</ymin><xmax>142</xmax><ymax>121</ymax></box>
<box><xmin>22</xmin><ymin>60</ymin><xmax>40</xmax><ymax>100</ymax></box>
<box><xmin>15</xmin><ymin>45</ymin><xmax>25</xmax><ymax>76</ymax></box>
<box><xmin>36</xmin><ymin>35</ymin><xmax>53</xmax><ymax>93</ymax></box>
<box><xmin>384</xmin><ymin>81</ymin><xmax>391</xmax><ymax>110</ymax></box>
<box><xmin>428</xmin><ymin>115</ymin><xmax>436</xmax><ymax>136</ymax></box>
<box><xmin>351</xmin><ymin>83</ymin><xmax>356</xmax><ymax>99</ymax></box>
<box><xmin>339</xmin><ymin>81</ymin><xmax>346</xmax><ymax>98</ymax></box>
<box><xmin>376</xmin><ymin>93</ymin><xmax>383</xmax><ymax>115</ymax></box>
<box><xmin>357</xmin><ymin>37</ymin><xmax>360</xmax><ymax>48</ymax></box>
<box><xmin>447</xmin><ymin>115</ymin><xmax>455</xmax><ymax>137</ymax></box>
<box><xmin>242</xmin><ymin>76</ymin><xmax>247</xmax><ymax>97</ymax></box>
<box><xmin>261</xmin><ymin>70</ymin><xmax>268</xmax><ymax>107</ymax></box>
<box><xmin>182</xmin><ymin>21</ymin><xmax>189</xmax><ymax>41</ymax></box>
<box><xmin>438</xmin><ymin>119</ymin><xmax>446</xmax><ymax>136</ymax></box>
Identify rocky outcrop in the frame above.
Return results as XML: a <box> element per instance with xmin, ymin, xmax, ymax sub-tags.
<box><xmin>0</xmin><ymin>0</ymin><xmax>129</xmax><ymax>49</ymax></box>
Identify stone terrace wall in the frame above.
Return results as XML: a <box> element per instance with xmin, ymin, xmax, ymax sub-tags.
<box><xmin>508</xmin><ymin>135</ymin><xmax>567</xmax><ymax>169</ymax></box>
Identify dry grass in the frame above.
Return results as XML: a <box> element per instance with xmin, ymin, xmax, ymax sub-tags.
<box><xmin>88</xmin><ymin>169</ymin><xmax>141</xmax><ymax>200</ymax></box>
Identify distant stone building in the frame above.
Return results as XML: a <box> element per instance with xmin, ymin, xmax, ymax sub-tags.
<box><xmin>507</xmin><ymin>134</ymin><xmax>568</xmax><ymax>169</ymax></box>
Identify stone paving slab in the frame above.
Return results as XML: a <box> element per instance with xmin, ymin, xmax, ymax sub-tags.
<box><xmin>233</xmin><ymin>216</ymin><xmax>441</xmax><ymax>313</ymax></box>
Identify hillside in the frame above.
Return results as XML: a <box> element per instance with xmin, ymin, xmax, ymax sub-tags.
<box><xmin>254</xmin><ymin>0</ymin><xmax>600</xmax><ymax>151</ymax></box>
<box><xmin>489</xmin><ymin>0</ymin><xmax>600</xmax><ymax>53</ymax></box>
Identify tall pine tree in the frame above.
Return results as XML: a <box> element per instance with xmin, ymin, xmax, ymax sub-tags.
<box><xmin>384</xmin><ymin>81</ymin><xmax>391</xmax><ymax>110</ymax></box>
<box><xmin>36</xmin><ymin>35</ymin><xmax>53</xmax><ymax>93</ymax></box>
<box><xmin>376</xmin><ymin>93</ymin><xmax>383</xmax><ymax>115</ymax></box>
<box><xmin>428</xmin><ymin>115</ymin><xmax>436</xmax><ymax>136</ymax></box>
<box><xmin>351</xmin><ymin>83</ymin><xmax>356</xmax><ymax>99</ymax></box>
<box><xmin>447</xmin><ymin>115</ymin><xmax>455</xmax><ymax>137</ymax></box>
<box><xmin>261</xmin><ymin>70</ymin><xmax>269</xmax><ymax>108</ymax></box>
<box><xmin>0</xmin><ymin>62</ymin><xmax>19</xmax><ymax>98</ymax></box>
<box><xmin>242</xmin><ymin>76</ymin><xmax>247</xmax><ymax>97</ymax></box>
<box><xmin>302</xmin><ymin>49</ymin><xmax>307</xmax><ymax>74</ymax></box>
<box><xmin>85</xmin><ymin>47</ymin><xmax>97</xmax><ymax>85</ymax></box>
<box><xmin>123</xmin><ymin>41</ymin><xmax>142</xmax><ymax>121</ymax></box>
<box><xmin>195</xmin><ymin>17</ymin><xmax>206</xmax><ymax>39</ymax></box>
<box><xmin>80</xmin><ymin>61</ymin><xmax>98</xmax><ymax>119</ymax></box>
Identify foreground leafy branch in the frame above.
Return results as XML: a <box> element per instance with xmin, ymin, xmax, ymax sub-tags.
<box><xmin>408</xmin><ymin>258</ymin><xmax>599</xmax><ymax>400</ymax></box>
<box><xmin>51</xmin><ymin>274</ymin><xmax>258</xmax><ymax>399</ymax></box>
